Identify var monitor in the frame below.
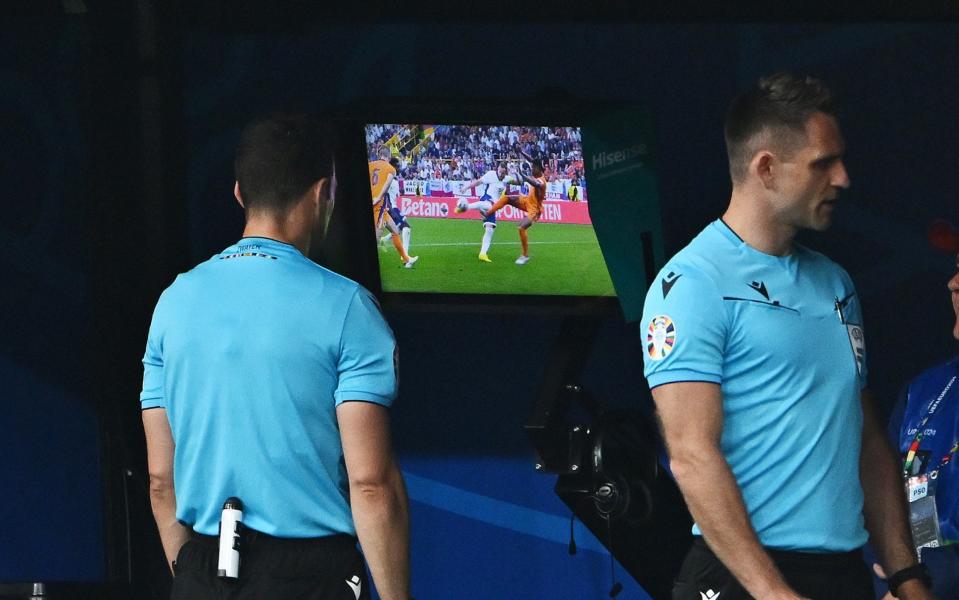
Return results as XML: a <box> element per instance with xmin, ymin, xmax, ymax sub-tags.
<box><xmin>364</xmin><ymin>123</ymin><xmax>616</xmax><ymax>298</ymax></box>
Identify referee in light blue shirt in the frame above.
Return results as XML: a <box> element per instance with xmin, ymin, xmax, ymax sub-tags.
<box><xmin>641</xmin><ymin>73</ymin><xmax>933</xmax><ymax>599</ymax></box>
<box><xmin>141</xmin><ymin>114</ymin><xmax>411</xmax><ymax>600</ymax></box>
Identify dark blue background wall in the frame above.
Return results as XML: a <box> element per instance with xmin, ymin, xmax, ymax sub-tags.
<box><xmin>4</xmin><ymin>9</ymin><xmax>959</xmax><ymax>599</ymax></box>
<box><xmin>0</xmin><ymin>13</ymin><xmax>105</xmax><ymax>583</ymax></box>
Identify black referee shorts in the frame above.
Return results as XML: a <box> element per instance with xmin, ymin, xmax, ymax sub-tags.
<box><xmin>672</xmin><ymin>536</ymin><xmax>873</xmax><ymax>600</ymax></box>
<box><xmin>171</xmin><ymin>529</ymin><xmax>370</xmax><ymax>600</ymax></box>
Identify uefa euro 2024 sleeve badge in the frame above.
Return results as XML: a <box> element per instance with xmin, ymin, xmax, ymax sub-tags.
<box><xmin>647</xmin><ymin>315</ymin><xmax>676</xmax><ymax>361</ymax></box>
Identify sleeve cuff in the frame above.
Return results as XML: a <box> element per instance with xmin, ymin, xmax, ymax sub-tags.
<box><xmin>140</xmin><ymin>398</ymin><xmax>165</xmax><ymax>410</ymax></box>
<box><xmin>334</xmin><ymin>391</ymin><xmax>394</xmax><ymax>407</ymax></box>
<box><xmin>646</xmin><ymin>369</ymin><xmax>721</xmax><ymax>389</ymax></box>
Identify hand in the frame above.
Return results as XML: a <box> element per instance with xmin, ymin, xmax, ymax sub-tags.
<box><xmin>873</xmin><ymin>563</ymin><xmax>895</xmax><ymax>600</ymax></box>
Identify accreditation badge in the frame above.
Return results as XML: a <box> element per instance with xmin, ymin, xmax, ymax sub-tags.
<box><xmin>845</xmin><ymin>323</ymin><xmax>865</xmax><ymax>376</ymax></box>
<box><xmin>906</xmin><ymin>474</ymin><xmax>942</xmax><ymax>559</ymax></box>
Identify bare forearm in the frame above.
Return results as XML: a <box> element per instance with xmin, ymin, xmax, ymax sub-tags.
<box><xmin>861</xmin><ymin>428</ymin><xmax>918</xmax><ymax>575</ymax></box>
<box><xmin>149</xmin><ymin>485</ymin><xmax>190</xmax><ymax>572</ymax></box>
<box><xmin>858</xmin><ymin>390</ymin><xmax>926</xmax><ymax>583</ymax></box>
<box><xmin>351</xmin><ymin>466</ymin><xmax>410</xmax><ymax>600</ymax></box>
<box><xmin>672</xmin><ymin>449</ymin><xmax>797</xmax><ymax>599</ymax></box>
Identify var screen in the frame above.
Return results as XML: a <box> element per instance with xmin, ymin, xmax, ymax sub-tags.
<box><xmin>364</xmin><ymin>123</ymin><xmax>615</xmax><ymax>297</ymax></box>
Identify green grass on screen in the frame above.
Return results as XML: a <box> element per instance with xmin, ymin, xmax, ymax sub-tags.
<box><xmin>377</xmin><ymin>217</ymin><xmax>616</xmax><ymax>296</ymax></box>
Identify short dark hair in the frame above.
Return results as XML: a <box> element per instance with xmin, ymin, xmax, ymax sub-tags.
<box><xmin>724</xmin><ymin>72</ymin><xmax>836</xmax><ymax>183</ymax></box>
<box><xmin>234</xmin><ymin>114</ymin><xmax>334</xmax><ymax>214</ymax></box>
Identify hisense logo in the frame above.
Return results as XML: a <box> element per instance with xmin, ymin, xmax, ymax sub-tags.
<box><xmin>591</xmin><ymin>143</ymin><xmax>647</xmax><ymax>171</ymax></box>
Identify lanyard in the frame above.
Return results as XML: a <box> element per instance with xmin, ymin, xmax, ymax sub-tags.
<box><xmin>903</xmin><ymin>375</ymin><xmax>957</xmax><ymax>477</ymax></box>
<box><xmin>929</xmin><ymin>441</ymin><xmax>959</xmax><ymax>476</ymax></box>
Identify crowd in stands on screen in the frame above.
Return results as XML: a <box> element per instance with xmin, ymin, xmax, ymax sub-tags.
<box><xmin>366</xmin><ymin>124</ymin><xmax>585</xmax><ymax>187</ymax></box>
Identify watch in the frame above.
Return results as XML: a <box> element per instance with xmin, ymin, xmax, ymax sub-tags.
<box><xmin>887</xmin><ymin>563</ymin><xmax>932</xmax><ymax>597</ymax></box>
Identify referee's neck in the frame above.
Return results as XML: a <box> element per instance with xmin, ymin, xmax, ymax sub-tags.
<box><xmin>723</xmin><ymin>190</ymin><xmax>797</xmax><ymax>257</ymax></box>
<box><xmin>242</xmin><ymin>210</ymin><xmax>311</xmax><ymax>256</ymax></box>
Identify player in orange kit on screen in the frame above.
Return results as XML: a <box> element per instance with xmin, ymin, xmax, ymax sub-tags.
<box><xmin>369</xmin><ymin>146</ymin><xmax>418</xmax><ymax>268</ymax></box>
<box><xmin>481</xmin><ymin>152</ymin><xmax>546</xmax><ymax>265</ymax></box>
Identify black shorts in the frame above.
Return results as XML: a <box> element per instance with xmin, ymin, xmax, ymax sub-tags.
<box><xmin>171</xmin><ymin>529</ymin><xmax>370</xmax><ymax>600</ymax></box>
<box><xmin>672</xmin><ymin>537</ymin><xmax>873</xmax><ymax>600</ymax></box>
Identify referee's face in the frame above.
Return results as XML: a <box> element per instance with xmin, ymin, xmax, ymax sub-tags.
<box><xmin>949</xmin><ymin>258</ymin><xmax>959</xmax><ymax>339</ymax></box>
<box><xmin>775</xmin><ymin>112</ymin><xmax>851</xmax><ymax>232</ymax></box>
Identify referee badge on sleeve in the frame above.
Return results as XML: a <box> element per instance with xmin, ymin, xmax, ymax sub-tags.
<box><xmin>647</xmin><ymin>315</ymin><xmax>676</xmax><ymax>361</ymax></box>
<box><xmin>846</xmin><ymin>324</ymin><xmax>865</xmax><ymax>376</ymax></box>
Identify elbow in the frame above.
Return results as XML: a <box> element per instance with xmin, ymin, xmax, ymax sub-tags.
<box><xmin>349</xmin><ymin>465</ymin><xmax>400</xmax><ymax>501</ymax></box>
<box><xmin>667</xmin><ymin>445</ymin><xmax>717</xmax><ymax>486</ymax></box>
<box><xmin>667</xmin><ymin>455</ymin><xmax>696</xmax><ymax>486</ymax></box>
<box><xmin>148</xmin><ymin>471</ymin><xmax>174</xmax><ymax>500</ymax></box>
<box><xmin>351</xmin><ymin>480</ymin><xmax>391</xmax><ymax>503</ymax></box>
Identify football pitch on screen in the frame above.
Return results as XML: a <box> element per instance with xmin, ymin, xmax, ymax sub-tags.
<box><xmin>378</xmin><ymin>217</ymin><xmax>616</xmax><ymax>296</ymax></box>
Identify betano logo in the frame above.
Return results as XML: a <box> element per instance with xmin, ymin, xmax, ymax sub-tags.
<box><xmin>400</xmin><ymin>197</ymin><xmax>450</xmax><ymax>218</ymax></box>
<box><xmin>591</xmin><ymin>143</ymin><xmax>647</xmax><ymax>171</ymax></box>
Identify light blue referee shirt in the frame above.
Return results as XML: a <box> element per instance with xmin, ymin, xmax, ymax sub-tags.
<box><xmin>140</xmin><ymin>237</ymin><xmax>398</xmax><ymax>538</ymax></box>
<box><xmin>642</xmin><ymin>220</ymin><xmax>868</xmax><ymax>552</ymax></box>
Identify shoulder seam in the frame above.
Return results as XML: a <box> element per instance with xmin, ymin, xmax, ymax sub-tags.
<box><xmin>337</xmin><ymin>287</ymin><xmax>363</xmax><ymax>357</ymax></box>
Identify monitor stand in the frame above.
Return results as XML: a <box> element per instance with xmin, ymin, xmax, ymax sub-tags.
<box><xmin>525</xmin><ymin>316</ymin><xmax>692</xmax><ymax>599</ymax></box>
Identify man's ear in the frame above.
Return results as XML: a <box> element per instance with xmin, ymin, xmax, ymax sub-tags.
<box><xmin>752</xmin><ymin>151</ymin><xmax>775</xmax><ymax>189</ymax></box>
<box><xmin>312</xmin><ymin>177</ymin><xmax>329</xmax><ymax>211</ymax></box>
<box><xmin>234</xmin><ymin>181</ymin><xmax>245</xmax><ymax>209</ymax></box>
<box><xmin>317</xmin><ymin>177</ymin><xmax>329</xmax><ymax>202</ymax></box>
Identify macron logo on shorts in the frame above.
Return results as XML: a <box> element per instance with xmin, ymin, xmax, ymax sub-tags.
<box><xmin>700</xmin><ymin>590</ymin><xmax>720</xmax><ymax>600</ymax></box>
<box><xmin>346</xmin><ymin>575</ymin><xmax>362</xmax><ymax>600</ymax></box>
